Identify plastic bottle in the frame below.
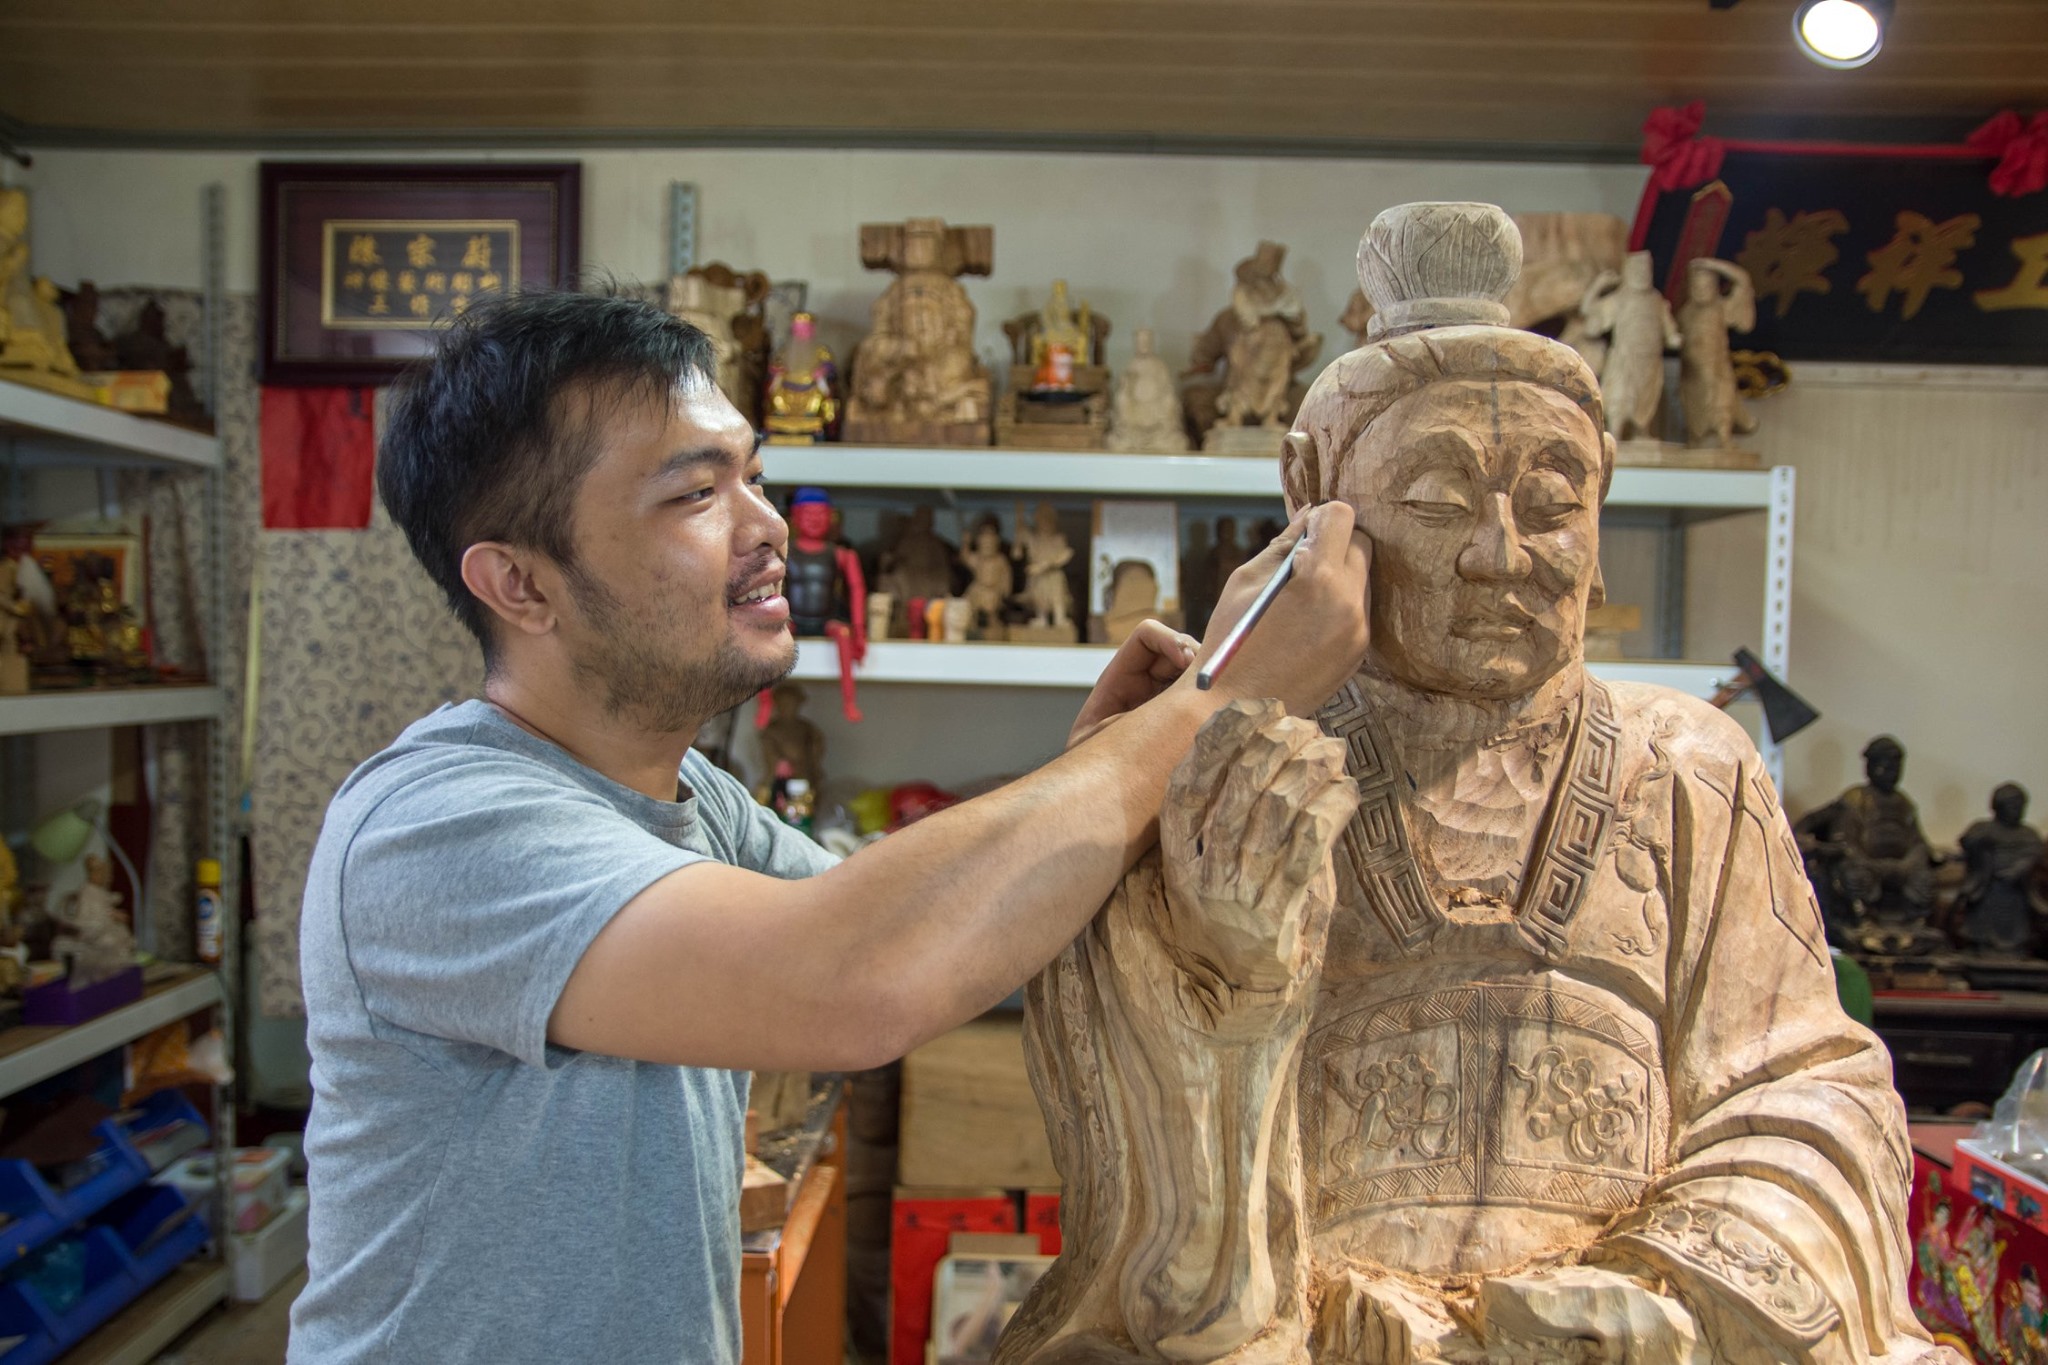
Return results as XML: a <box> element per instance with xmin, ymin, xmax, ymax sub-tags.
<box><xmin>195</xmin><ymin>858</ymin><xmax>223</xmax><ymax>964</ymax></box>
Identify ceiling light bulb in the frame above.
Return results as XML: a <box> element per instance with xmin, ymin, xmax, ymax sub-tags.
<box><xmin>1794</xmin><ymin>0</ymin><xmax>1886</xmax><ymax>68</ymax></box>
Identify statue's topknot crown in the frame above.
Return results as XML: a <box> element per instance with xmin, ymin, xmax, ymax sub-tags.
<box><xmin>1357</xmin><ymin>202</ymin><xmax>1523</xmax><ymax>341</ymax></box>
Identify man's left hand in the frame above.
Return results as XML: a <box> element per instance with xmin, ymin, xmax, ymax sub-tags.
<box><xmin>1066</xmin><ymin>620</ymin><xmax>1200</xmax><ymax>750</ymax></box>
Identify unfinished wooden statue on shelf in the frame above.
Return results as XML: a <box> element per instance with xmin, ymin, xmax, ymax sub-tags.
<box><xmin>962</xmin><ymin>520</ymin><xmax>1013</xmax><ymax>640</ymax></box>
<box><xmin>54</xmin><ymin>854</ymin><xmax>134</xmax><ymax>988</ymax></box>
<box><xmin>1001</xmin><ymin>201</ymin><xmax>1952</xmax><ymax>1365</ymax></box>
<box><xmin>1580</xmin><ymin>249</ymin><xmax>1679</xmax><ymax>444</ymax></box>
<box><xmin>1106</xmin><ymin>329</ymin><xmax>1189</xmax><ymax>454</ymax></box>
<box><xmin>1185</xmin><ymin>242</ymin><xmax>1324</xmax><ymax>457</ymax></box>
<box><xmin>0</xmin><ymin>189</ymin><xmax>92</xmax><ymax>400</ymax></box>
<box><xmin>843</xmin><ymin>218</ymin><xmax>995</xmax><ymax>446</ymax></box>
<box><xmin>1677</xmin><ymin>258</ymin><xmax>1760</xmax><ymax>454</ymax></box>
<box><xmin>1010</xmin><ymin>503</ymin><xmax>1076</xmax><ymax>644</ymax></box>
<box><xmin>664</xmin><ymin>264</ymin><xmax>770</xmax><ymax>422</ymax></box>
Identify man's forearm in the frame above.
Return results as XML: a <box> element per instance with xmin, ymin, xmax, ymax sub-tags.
<box><xmin>809</xmin><ymin>682</ymin><xmax>1221</xmax><ymax>1055</ymax></box>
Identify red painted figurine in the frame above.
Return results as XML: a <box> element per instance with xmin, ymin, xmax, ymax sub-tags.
<box><xmin>760</xmin><ymin>486</ymin><xmax>866</xmax><ymax>724</ymax></box>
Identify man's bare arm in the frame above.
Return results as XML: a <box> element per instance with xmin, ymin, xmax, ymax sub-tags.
<box><xmin>549</xmin><ymin>503</ymin><xmax>1370</xmax><ymax>1072</ymax></box>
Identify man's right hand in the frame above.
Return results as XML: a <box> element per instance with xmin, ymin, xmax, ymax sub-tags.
<box><xmin>1192</xmin><ymin>501</ymin><xmax>1371</xmax><ymax>717</ymax></box>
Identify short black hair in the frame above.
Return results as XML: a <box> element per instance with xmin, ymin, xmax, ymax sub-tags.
<box><xmin>378</xmin><ymin>289</ymin><xmax>718</xmax><ymax>662</ymax></box>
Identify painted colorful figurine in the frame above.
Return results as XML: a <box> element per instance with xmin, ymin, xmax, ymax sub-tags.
<box><xmin>763</xmin><ymin>487</ymin><xmax>866</xmax><ymax>723</ymax></box>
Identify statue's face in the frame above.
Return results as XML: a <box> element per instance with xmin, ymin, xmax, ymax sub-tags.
<box><xmin>789</xmin><ymin>501</ymin><xmax>832</xmax><ymax>542</ymax></box>
<box><xmin>904</xmin><ymin>227</ymin><xmax>940</xmax><ymax>271</ymax></box>
<box><xmin>1327</xmin><ymin>379</ymin><xmax>1604</xmax><ymax>700</ymax></box>
<box><xmin>1865</xmin><ymin>747</ymin><xmax>1902</xmax><ymax>793</ymax></box>
<box><xmin>1994</xmin><ymin>786</ymin><xmax>2027</xmax><ymax>826</ymax></box>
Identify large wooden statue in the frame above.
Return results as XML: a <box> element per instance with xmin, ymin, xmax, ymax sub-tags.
<box><xmin>843</xmin><ymin>217</ymin><xmax>994</xmax><ymax>447</ymax></box>
<box><xmin>1001</xmin><ymin>202</ymin><xmax>1951</xmax><ymax>1365</ymax></box>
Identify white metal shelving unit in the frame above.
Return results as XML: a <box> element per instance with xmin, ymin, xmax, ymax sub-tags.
<box><xmin>768</xmin><ymin>447</ymin><xmax>1796</xmax><ymax>747</ymax></box>
<box><xmin>0</xmin><ymin>370</ymin><xmax>236</xmax><ymax>1356</ymax></box>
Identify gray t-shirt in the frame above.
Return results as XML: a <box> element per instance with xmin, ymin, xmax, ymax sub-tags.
<box><xmin>288</xmin><ymin>700</ymin><xmax>835</xmax><ymax>1364</ymax></box>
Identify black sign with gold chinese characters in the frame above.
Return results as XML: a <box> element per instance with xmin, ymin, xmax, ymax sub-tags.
<box><xmin>1636</xmin><ymin>147</ymin><xmax>2048</xmax><ymax>366</ymax></box>
<box><xmin>261</xmin><ymin>164</ymin><xmax>578</xmax><ymax>385</ymax></box>
<box><xmin>322</xmin><ymin>222</ymin><xmax>518</xmax><ymax>328</ymax></box>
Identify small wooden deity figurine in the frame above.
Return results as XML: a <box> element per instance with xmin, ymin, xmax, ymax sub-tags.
<box><xmin>960</xmin><ymin>520</ymin><xmax>1013</xmax><ymax>640</ymax></box>
<box><xmin>0</xmin><ymin>559</ymin><xmax>30</xmax><ymax>695</ymax></box>
<box><xmin>754</xmin><ymin>681</ymin><xmax>826</xmax><ymax>800</ymax></box>
<box><xmin>1580</xmin><ymin>249</ymin><xmax>1680</xmax><ymax>443</ymax></box>
<box><xmin>0</xmin><ymin>189</ymin><xmax>92</xmax><ymax>400</ymax></box>
<box><xmin>1002</xmin><ymin>202</ymin><xmax>1953</xmax><ymax>1365</ymax></box>
<box><xmin>1185</xmin><ymin>242</ymin><xmax>1324</xmax><ymax>456</ymax></box>
<box><xmin>1677</xmin><ymin>258</ymin><xmax>1760</xmax><ymax>450</ymax></box>
<box><xmin>1105</xmin><ymin>329</ymin><xmax>1189</xmax><ymax>454</ymax></box>
<box><xmin>1954</xmin><ymin>783</ymin><xmax>2045</xmax><ymax>956</ymax></box>
<box><xmin>763</xmin><ymin>312</ymin><xmax>840</xmax><ymax>445</ymax></box>
<box><xmin>665</xmin><ymin>268</ymin><xmax>757</xmax><ymax>418</ymax></box>
<box><xmin>1795</xmin><ymin>735</ymin><xmax>1941</xmax><ymax>952</ymax></box>
<box><xmin>1010</xmin><ymin>502</ymin><xmax>1076</xmax><ymax>643</ymax></box>
<box><xmin>843</xmin><ymin>218</ymin><xmax>995</xmax><ymax>446</ymax></box>
<box><xmin>998</xmin><ymin>282</ymin><xmax>1113</xmax><ymax>450</ymax></box>
<box><xmin>775</xmin><ymin>488</ymin><xmax>866</xmax><ymax>723</ymax></box>
<box><xmin>53</xmin><ymin>854</ymin><xmax>134</xmax><ymax>988</ymax></box>
<box><xmin>878</xmin><ymin>505</ymin><xmax>958</xmax><ymax>637</ymax></box>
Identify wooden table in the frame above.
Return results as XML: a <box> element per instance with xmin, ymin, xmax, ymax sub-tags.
<box><xmin>741</xmin><ymin>1079</ymin><xmax>847</xmax><ymax>1365</ymax></box>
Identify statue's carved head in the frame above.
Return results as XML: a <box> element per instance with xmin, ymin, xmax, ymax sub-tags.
<box><xmin>1283</xmin><ymin>202</ymin><xmax>1615</xmax><ymax>702</ymax></box>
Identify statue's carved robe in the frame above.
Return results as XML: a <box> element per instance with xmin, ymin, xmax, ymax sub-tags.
<box><xmin>1003</xmin><ymin>678</ymin><xmax>1937</xmax><ymax>1364</ymax></box>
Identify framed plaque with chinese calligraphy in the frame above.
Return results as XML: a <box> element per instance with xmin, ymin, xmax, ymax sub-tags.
<box><xmin>1631</xmin><ymin>106</ymin><xmax>2048</xmax><ymax>366</ymax></box>
<box><xmin>260</xmin><ymin>162</ymin><xmax>581</xmax><ymax>384</ymax></box>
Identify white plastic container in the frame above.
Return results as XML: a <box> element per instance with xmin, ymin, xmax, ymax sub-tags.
<box><xmin>231</xmin><ymin>1186</ymin><xmax>309</xmax><ymax>1303</ymax></box>
<box><xmin>162</xmin><ymin>1146</ymin><xmax>291</xmax><ymax>1234</ymax></box>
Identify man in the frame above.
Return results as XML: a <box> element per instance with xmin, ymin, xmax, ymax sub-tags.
<box><xmin>286</xmin><ymin>290</ymin><xmax>1370</xmax><ymax>1363</ymax></box>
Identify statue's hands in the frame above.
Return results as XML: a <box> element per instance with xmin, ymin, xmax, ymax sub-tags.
<box><xmin>1472</xmin><ymin>1266</ymin><xmax>1708</xmax><ymax>1365</ymax></box>
<box><xmin>1158</xmin><ymin>698</ymin><xmax>1357</xmax><ymax>1027</ymax></box>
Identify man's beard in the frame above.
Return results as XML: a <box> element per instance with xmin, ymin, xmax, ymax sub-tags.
<box><xmin>565</xmin><ymin>566</ymin><xmax>794</xmax><ymax>733</ymax></box>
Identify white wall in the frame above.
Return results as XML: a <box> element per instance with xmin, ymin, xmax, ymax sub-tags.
<box><xmin>1686</xmin><ymin>364</ymin><xmax>2048</xmax><ymax>843</ymax></box>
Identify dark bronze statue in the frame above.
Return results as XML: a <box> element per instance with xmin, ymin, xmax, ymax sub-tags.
<box><xmin>1954</xmin><ymin>783</ymin><xmax>2046</xmax><ymax>955</ymax></box>
<box><xmin>1795</xmin><ymin>735</ymin><xmax>1940</xmax><ymax>953</ymax></box>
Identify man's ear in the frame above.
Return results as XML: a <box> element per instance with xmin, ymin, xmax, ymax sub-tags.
<box><xmin>460</xmin><ymin>542</ymin><xmax>557</xmax><ymax>639</ymax></box>
<box><xmin>1281</xmin><ymin>430</ymin><xmax>1320</xmax><ymax>516</ymax></box>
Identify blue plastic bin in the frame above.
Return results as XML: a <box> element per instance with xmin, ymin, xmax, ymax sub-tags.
<box><xmin>0</xmin><ymin>1187</ymin><xmax>208</xmax><ymax>1365</ymax></box>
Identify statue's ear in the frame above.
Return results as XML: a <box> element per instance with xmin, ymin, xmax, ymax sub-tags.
<box><xmin>1281</xmin><ymin>430</ymin><xmax>1320</xmax><ymax>516</ymax></box>
<box><xmin>1598</xmin><ymin>429</ymin><xmax>1617</xmax><ymax>506</ymax></box>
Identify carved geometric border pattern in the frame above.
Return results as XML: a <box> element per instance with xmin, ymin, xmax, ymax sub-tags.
<box><xmin>1516</xmin><ymin>680</ymin><xmax>1624</xmax><ymax>960</ymax></box>
<box><xmin>1321</xmin><ymin>684</ymin><xmax>1443</xmax><ymax>954</ymax></box>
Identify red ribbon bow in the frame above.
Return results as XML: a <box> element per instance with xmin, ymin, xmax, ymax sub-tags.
<box><xmin>1641</xmin><ymin>101</ymin><xmax>1727</xmax><ymax>192</ymax></box>
<box><xmin>1967</xmin><ymin>111</ymin><xmax>2048</xmax><ymax>198</ymax></box>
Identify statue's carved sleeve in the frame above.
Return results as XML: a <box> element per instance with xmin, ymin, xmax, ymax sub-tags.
<box><xmin>1001</xmin><ymin>702</ymin><xmax>1355</xmax><ymax>1365</ymax></box>
<box><xmin>1597</xmin><ymin>750</ymin><xmax>1926</xmax><ymax>1365</ymax></box>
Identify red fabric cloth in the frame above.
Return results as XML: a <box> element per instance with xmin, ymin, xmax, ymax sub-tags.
<box><xmin>1640</xmin><ymin>101</ymin><xmax>1727</xmax><ymax>192</ymax></box>
<box><xmin>1968</xmin><ymin>110</ymin><xmax>2048</xmax><ymax>198</ymax></box>
<box><xmin>261</xmin><ymin>386</ymin><xmax>376</xmax><ymax>530</ymax></box>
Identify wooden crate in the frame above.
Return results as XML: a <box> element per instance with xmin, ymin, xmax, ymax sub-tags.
<box><xmin>898</xmin><ymin>1016</ymin><xmax>1060</xmax><ymax>1190</ymax></box>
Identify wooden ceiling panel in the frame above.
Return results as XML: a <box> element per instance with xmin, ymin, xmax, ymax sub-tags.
<box><xmin>3</xmin><ymin>0</ymin><xmax>2044</xmax><ymax>154</ymax></box>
